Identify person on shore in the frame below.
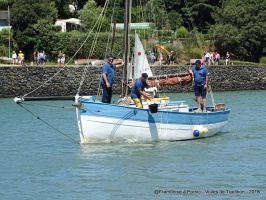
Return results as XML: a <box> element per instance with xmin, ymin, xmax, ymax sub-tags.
<box><xmin>158</xmin><ymin>52</ymin><xmax>163</xmax><ymax>65</ymax></box>
<box><xmin>149</xmin><ymin>51</ymin><xmax>153</xmax><ymax>63</ymax></box>
<box><xmin>189</xmin><ymin>60</ymin><xmax>209</xmax><ymax>113</ymax></box>
<box><xmin>18</xmin><ymin>50</ymin><xmax>24</xmax><ymax>66</ymax></box>
<box><xmin>215</xmin><ymin>52</ymin><xmax>220</xmax><ymax>65</ymax></box>
<box><xmin>58</xmin><ymin>50</ymin><xmax>63</xmax><ymax>66</ymax></box>
<box><xmin>201</xmin><ymin>53</ymin><xmax>206</xmax><ymax>65</ymax></box>
<box><xmin>205</xmin><ymin>51</ymin><xmax>210</xmax><ymax>66</ymax></box>
<box><xmin>150</xmin><ymin>53</ymin><xmax>156</xmax><ymax>65</ymax></box>
<box><xmin>61</xmin><ymin>52</ymin><xmax>66</xmax><ymax>66</ymax></box>
<box><xmin>39</xmin><ymin>50</ymin><xmax>46</xmax><ymax>66</ymax></box>
<box><xmin>170</xmin><ymin>51</ymin><xmax>175</xmax><ymax>65</ymax></box>
<box><xmin>33</xmin><ymin>50</ymin><xmax>39</xmax><ymax>66</ymax></box>
<box><xmin>101</xmin><ymin>55</ymin><xmax>124</xmax><ymax>103</ymax></box>
<box><xmin>12</xmin><ymin>51</ymin><xmax>17</xmax><ymax>65</ymax></box>
<box><xmin>225</xmin><ymin>52</ymin><xmax>230</xmax><ymax>65</ymax></box>
<box><xmin>166</xmin><ymin>53</ymin><xmax>171</xmax><ymax>65</ymax></box>
<box><xmin>130</xmin><ymin>73</ymin><xmax>151</xmax><ymax>108</ymax></box>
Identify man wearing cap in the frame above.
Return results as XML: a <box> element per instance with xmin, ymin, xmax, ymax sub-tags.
<box><xmin>101</xmin><ymin>55</ymin><xmax>124</xmax><ymax>103</ymax></box>
<box><xmin>189</xmin><ymin>60</ymin><xmax>209</xmax><ymax>112</ymax></box>
<box><xmin>130</xmin><ymin>73</ymin><xmax>151</xmax><ymax>108</ymax></box>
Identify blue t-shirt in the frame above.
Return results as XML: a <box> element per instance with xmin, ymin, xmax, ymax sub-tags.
<box><xmin>130</xmin><ymin>78</ymin><xmax>148</xmax><ymax>99</ymax></box>
<box><xmin>39</xmin><ymin>53</ymin><xmax>45</xmax><ymax>59</ymax></box>
<box><xmin>100</xmin><ymin>62</ymin><xmax>116</xmax><ymax>86</ymax></box>
<box><xmin>192</xmin><ymin>65</ymin><xmax>209</xmax><ymax>86</ymax></box>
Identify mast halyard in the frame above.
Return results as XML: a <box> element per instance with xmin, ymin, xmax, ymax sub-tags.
<box><xmin>8</xmin><ymin>5</ymin><xmax>10</xmax><ymax>58</ymax></box>
<box><xmin>121</xmin><ymin>0</ymin><xmax>131</xmax><ymax>98</ymax></box>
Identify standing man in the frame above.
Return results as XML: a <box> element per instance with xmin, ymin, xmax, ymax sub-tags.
<box><xmin>216</xmin><ymin>52</ymin><xmax>220</xmax><ymax>65</ymax></box>
<box><xmin>101</xmin><ymin>55</ymin><xmax>124</xmax><ymax>103</ymax></box>
<box><xmin>130</xmin><ymin>73</ymin><xmax>151</xmax><ymax>108</ymax></box>
<box><xmin>57</xmin><ymin>50</ymin><xmax>63</xmax><ymax>66</ymax></box>
<box><xmin>225</xmin><ymin>52</ymin><xmax>230</xmax><ymax>65</ymax></box>
<box><xmin>18</xmin><ymin>50</ymin><xmax>24</xmax><ymax>66</ymax></box>
<box><xmin>12</xmin><ymin>51</ymin><xmax>17</xmax><ymax>65</ymax></box>
<box><xmin>170</xmin><ymin>51</ymin><xmax>175</xmax><ymax>65</ymax></box>
<box><xmin>39</xmin><ymin>50</ymin><xmax>46</xmax><ymax>66</ymax></box>
<box><xmin>205</xmin><ymin>51</ymin><xmax>210</xmax><ymax>66</ymax></box>
<box><xmin>189</xmin><ymin>60</ymin><xmax>209</xmax><ymax>112</ymax></box>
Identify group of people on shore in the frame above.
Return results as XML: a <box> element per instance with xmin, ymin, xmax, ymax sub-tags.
<box><xmin>100</xmin><ymin>55</ymin><xmax>209</xmax><ymax>113</ymax></box>
<box><xmin>10</xmin><ymin>49</ymin><xmax>66</xmax><ymax>67</ymax></box>
<box><xmin>33</xmin><ymin>50</ymin><xmax>47</xmax><ymax>66</ymax></box>
<box><xmin>149</xmin><ymin>50</ymin><xmax>175</xmax><ymax>65</ymax></box>
<box><xmin>11</xmin><ymin>50</ymin><xmax>47</xmax><ymax>66</ymax></box>
<box><xmin>11</xmin><ymin>50</ymin><xmax>25</xmax><ymax>66</ymax></box>
<box><xmin>202</xmin><ymin>51</ymin><xmax>220</xmax><ymax>66</ymax></box>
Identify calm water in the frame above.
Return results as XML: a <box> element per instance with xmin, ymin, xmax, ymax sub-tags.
<box><xmin>1</xmin><ymin>91</ymin><xmax>265</xmax><ymax>199</ymax></box>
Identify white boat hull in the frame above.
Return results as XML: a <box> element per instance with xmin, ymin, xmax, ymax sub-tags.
<box><xmin>75</xmin><ymin>96</ymin><xmax>230</xmax><ymax>143</ymax></box>
<box><xmin>79</xmin><ymin>115</ymin><xmax>227</xmax><ymax>143</ymax></box>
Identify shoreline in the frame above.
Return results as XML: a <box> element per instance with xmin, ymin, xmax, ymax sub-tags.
<box><xmin>0</xmin><ymin>65</ymin><xmax>265</xmax><ymax>98</ymax></box>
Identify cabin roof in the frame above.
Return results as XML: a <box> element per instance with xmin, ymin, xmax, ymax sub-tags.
<box><xmin>0</xmin><ymin>11</ymin><xmax>8</xmax><ymax>20</ymax></box>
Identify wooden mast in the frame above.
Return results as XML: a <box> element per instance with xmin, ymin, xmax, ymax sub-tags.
<box><xmin>121</xmin><ymin>0</ymin><xmax>131</xmax><ymax>98</ymax></box>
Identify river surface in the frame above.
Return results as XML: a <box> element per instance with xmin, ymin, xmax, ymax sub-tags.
<box><xmin>1</xmin><ymin>91</ymin><xmax>265</xmax><ymax>199</ymax></box>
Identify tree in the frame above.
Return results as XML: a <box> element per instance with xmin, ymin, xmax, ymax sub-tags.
<box><xmin>10</xmin><ymin>0</ymin><xmax>58</xmax><ymax>55</ymax></box>
<box><xmin>213</xmin><ymin>0</ymin><xmax>266</xmax><ymax>62</ymax></box>
<box><xmin>79</xmin><ymin>0</ymin><xmax>110</xmax><ymax>31</ymax></box>
<box><xmin>69</xmin><ymin>0</ymin><xmax>89</xmax><ymax>18</ymax></box>
<box><xmin>0</xmin><ymin>28</ymin><xmax>17</xmax><ymax>56</ymax></box>
<box><xmin>53</xmin><ymin>0</ymin><xmax>72</xmax><ymax>19</ymax></box>
<box><xmin>181</xmin><ymin>0</ymin><xmax>223</xmax><ymax>33</ymax></box>
<box><xmin>0</xmin><ymin>0</ymin><xmax>8</xmax><ymax>10</ymax></box>
<box><xmin>32</xmin><ymin>19</ymin><xmax>61</xmax><ymax>55</ymax></box>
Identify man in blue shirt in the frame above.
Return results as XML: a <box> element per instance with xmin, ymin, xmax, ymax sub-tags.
<box><xmin>189</xmin><ymin>60</ymin><xmax>209</xmax><ymax>112</ymax></box>
<box><xmin>130</xmin><ymin>73</ymin><xmax>151</xmax><ymax>108</ymax></box>
<box><xmin>101</xmin><ymin>55</ymin><xmax>124</xmax><ymax>103</ymax></box>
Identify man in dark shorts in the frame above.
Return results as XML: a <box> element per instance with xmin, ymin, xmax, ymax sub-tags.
<box><xmin>189</xmin><ymin>60</ymin><xmax>209</xmax><ymax>112</ymax></box>
<box><xmin>100</xmin><ymin>55</ymin><xmax>124</xmax><ymax>103</ymax></box>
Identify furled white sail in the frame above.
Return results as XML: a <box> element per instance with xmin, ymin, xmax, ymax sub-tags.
<box><xmin>133</xmin><ymin>33</ymin><xmax>153</xmax><ymax>79</ymax></box>
<box><xmin>127</xmin><ymin>60</ymin><xmax>133</xmax><ymax>80</ymax></box>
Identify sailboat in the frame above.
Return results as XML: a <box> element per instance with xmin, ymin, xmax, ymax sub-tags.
<box><xmin>14</xmin><ymin>0</ymin><xmax>230</xmax><ymax>143</ymax></box>
<box><xmin>71</xmin><ymin>2</ymin><xmax>230</xmax><ymax>143</ymax></box>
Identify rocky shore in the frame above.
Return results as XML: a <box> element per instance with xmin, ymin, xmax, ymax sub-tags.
<box><xmin>0</xmin><ymin>65</ymin><xmax>265</xmax><ymax>98</ymax></box>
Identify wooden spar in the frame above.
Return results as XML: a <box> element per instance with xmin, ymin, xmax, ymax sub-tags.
<box><xmin>121</xmin><ymin>0</ymin><xmax>131</xmax><ymax>98</ymax></box>
<box><xmin>127</xmin><ymin>73</ymin><xmax>192</xmax><ymax>88</ymax></box>
<box><xmin>17</xmin><ymin>96</ymin><xmax>75</xmax><ymax>101</ymax></box>
<box><xmin>148</xmin><ymin>73</ymin><xmax>192</xmax><ymax>79</ymax></box>
<box><xmin>110</xmin><ymin>2</ymin><xmax>117</xmax><ymax>55</ymax></box>
<box><xmin>127</xmin><ymin>73</ymin><xmax>192</xmax><ymax>81</ymax></box>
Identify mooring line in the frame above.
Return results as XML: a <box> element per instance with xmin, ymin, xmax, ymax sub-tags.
<box><xmin>17</xmin><ymin>103</ymin><xmax>80</xmax><ymax>144</ymax></box>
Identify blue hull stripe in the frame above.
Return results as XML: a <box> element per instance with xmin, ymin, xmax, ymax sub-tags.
<box><xmin>80</xmin><ymin>101</ymin><xmax>230</xmax><ymax>125</ymax></box>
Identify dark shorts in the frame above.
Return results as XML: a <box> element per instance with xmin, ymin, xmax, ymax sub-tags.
<box><xmin>194</xmin><ymin>85</ymin><xmax>207</xmax><ymax>97</ymax></box>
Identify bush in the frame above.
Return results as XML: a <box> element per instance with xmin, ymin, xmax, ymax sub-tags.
<box><xmin>176</xmin><ymin>26</ymin><xmax>189</xmax><ymax>38</ymax></box>
<box><xmin>219</xmin><ymin>60</ymin><xmax>265</xmax><ymax>66</ymax></box>
<box><xmin>48</xmin><ymin>31</ymin><xmax>134</xmax><ymax>61</ymax></box>
<box><xmin>186</xmin><ymin>48</ymin><xmax>203</xmax><ymax>58</ymax></box>
<box><xmin>260</xmin><ymin>56</ymin><xmax>266</xmax><ymax>64</ymax></box>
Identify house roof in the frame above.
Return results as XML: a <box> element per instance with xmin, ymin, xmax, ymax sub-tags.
<box><xmin>0</xmin><ymin>11</ymin><xmax>8</xmax><ymax>20</ymax></box>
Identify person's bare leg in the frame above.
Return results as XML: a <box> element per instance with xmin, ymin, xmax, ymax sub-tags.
<box><xmin>202</xmin><ymin>97</ymin><xmax>206</xmax><ymax>111</ymax></box>
<box><xmin>196</xmin><ymin>96</ymin><xmax>201</xmax><ymax>110</ymax></box>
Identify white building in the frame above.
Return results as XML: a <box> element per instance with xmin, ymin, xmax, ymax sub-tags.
<box><xmin>55</xmin><ymin>18</ymin><xmax>82</xmax><ymax>32</ymax></box>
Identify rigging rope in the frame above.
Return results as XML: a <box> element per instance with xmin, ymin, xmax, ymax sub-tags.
<box><xmin>76</xmin><ymin>0</ymin><xmax>110</xmax><ymax>96</ymax></box>
<box><xmin>22</xmin><ymin>0</ymin><xmax>110</xmax><ymax>98</ymax></box>
<box><xmin>208</xmin><ymin>83</ymin><xmax>215</xmax><ymax>107</ymax></box>
<box><xmin>17</xmin><ymin>103</ymin><xmax>80</xmax><ymax>144</ymax></box>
